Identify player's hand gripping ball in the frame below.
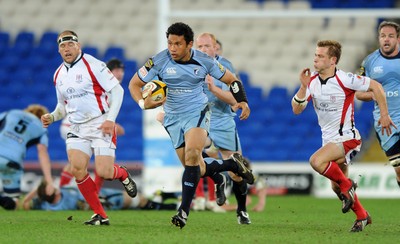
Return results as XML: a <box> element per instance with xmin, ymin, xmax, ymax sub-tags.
<box><xmin>142</xmin><ymin>80</ymin><xmax>168</xmax><ymax>101</ymax></box>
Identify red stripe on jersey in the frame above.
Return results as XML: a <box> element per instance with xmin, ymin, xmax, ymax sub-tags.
<box><xmin>82</xmin><ymin>57</ymin><xmax>105</xmax><ymax>113</ymax></box>
<box><xmin>308</xmin><ymin>74</ymin><xmax>319</xmax><ymax>101</ymax></box>
<box><xmin>53</xmin><ymin>64</ymin><xmax>63</xmax><ymax>86</ymax></box>
<box><xmin>336</xmin><ymin>74</ymin><xmax>356</xmax><ymax>134</ymax></box>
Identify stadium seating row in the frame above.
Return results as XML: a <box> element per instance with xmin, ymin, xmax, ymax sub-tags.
<box><xmin>0</xmin><ymin>0</ymin><xmax>381</xmax><ymax>162</ymax></box>
<box><xmin>0</xmin><ymin>0</ymin><xmax>381</xmax><ymax>91</ymax></box>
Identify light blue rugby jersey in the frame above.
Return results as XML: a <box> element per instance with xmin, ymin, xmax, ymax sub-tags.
<box><xmin>39</xmin><ymin>188</ymin><xmax>81</xmax><ymax>210</ymax></box>
<box><xmin>203</xmin><ymin>55</ymin><xmax>237</xmax><ymax>119</ymax></box>
<box><xmin>361</xmin><ymin>49</ymin><xmax>400</xmax><ymax>122</ymax></box>
<box><xmin>0</xmin><ymin>110</ymin><xmax>48</xmax><ymax>163</ymax></box>
<box><xmin>137</xmin><ymin>49</ymin><xmax>226</xmax><ymax>114</ymax></box>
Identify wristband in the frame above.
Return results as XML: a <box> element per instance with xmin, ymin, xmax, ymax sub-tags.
<box><xmin>49</xmin><ymin>113</ymin><xmax>55</xmax><ymax>123</ymax></box>
<box><xmin>293</xmin><ymin>94</ymin><xmax>306</xmax><ymax>104</ymax></box>
<box><xmin>229</xmin><ymin>80</ymin><xmax>248</xmax><ymax>103</ymax></box>
<box><xmin>292</xmin><ymin>95</ymin><xmax>308</xmax><ymax>107</ymax></box>
<box><xmin>138</xmin><ymin>99</ymin><xmax>145</xmax><ymax>110</ymax></box>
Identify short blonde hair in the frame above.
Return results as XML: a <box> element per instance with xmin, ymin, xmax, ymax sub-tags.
<box><xmin>317</xmin><ymin>40</ymin><xmax>342</xmax><ymax>64</ymax></box>
<box><xmin>197</xmin><ymin>32</ymin><xmax>217</xmax><ymax>45</ymax></box>
<box><xmin>24</xmin><ymin>104</ymin><xmax>49</xmax><ymax>119</ymax></box>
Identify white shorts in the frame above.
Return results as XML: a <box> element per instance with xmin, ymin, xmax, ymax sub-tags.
<box><xmin>66</xmin><ymin>114</ymin><xmax>116</xmax><ymax>157</ymax></box>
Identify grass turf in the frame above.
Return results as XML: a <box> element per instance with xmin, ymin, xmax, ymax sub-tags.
<box><xmin>0</xmin><ymin>196</ymin><xmax>398</xmax><ymax>243</ymax></box>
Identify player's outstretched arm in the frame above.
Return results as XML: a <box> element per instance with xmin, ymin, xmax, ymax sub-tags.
<box><xmin>37</xmin><ymin>144</ymin><xmax>54</xmax><ymax>196</ymax></box>
<box><xmin>355</xmin><ymin>91</ymin><xmax>374</xmax><ymax>101</ymax></box>
<box><xmin>368</xmin><ymin>79</ymin><xmax>397</xmax><ymax>135</ymax></box>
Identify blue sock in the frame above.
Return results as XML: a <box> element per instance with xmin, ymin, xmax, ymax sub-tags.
<box><xmin>179</xmin><ymin>165</ymin><xmax>200</xmax><ymax>215</ymax></box>
<box><xmin>203</xmin><ymin>157</ymin><xmax>238</xmax><ymax>177</ymax></box>
<box><xmin>0</xmin><ymin>195</ymin><xmax>16</xmax><ymax>210</ymax></box>
<box><xmin>233</xmin><ymin>181</ymin><xmax>247</xmax><ymax>213</ymax></box>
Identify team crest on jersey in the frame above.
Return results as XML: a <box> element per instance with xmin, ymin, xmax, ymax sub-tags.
<box><xmin>194</xmin><ymin>68</ymin><xmax>199</xmax><ymax>75</ymax></box>
<box><xmin>144</xmin><ymin>58</ymin><xmax>154</xmax><ymax>71</ymax></box>
<box><xmin>75</xmin><ymin>74</ymin><xmax>83</xmax><ymax>83</ymax></box>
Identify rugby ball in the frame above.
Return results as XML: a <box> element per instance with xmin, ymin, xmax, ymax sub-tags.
<box><xmin>142</xmin><ymin>80</ymin><xmax>167</xmax><ymax>101</ymax></box>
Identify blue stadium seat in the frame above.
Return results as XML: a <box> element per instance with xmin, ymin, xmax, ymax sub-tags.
<box><xmin>0</xmin><ymin>67</ymin><xmax>9</xmax><ymax>85</ymax></box>
<box><xmin>0</xmin><ymin>32</ymin><xmax>10</xmax><ymax>57</ymax></box>
<box><xmin>82</xmin><ymin>46</ymin><xmax>99</xmax><ymax>58</ymax></box>
<box><xmin>1</xmin><ymin>52</ymin><xmax>20</xmax><ymax>72</ymax></box>
<box><xmin>13</xmin><ymin>31</ymin><xmax>35</xmax><ymax>58</ymax></box>
<box><xmin>238</xmin><ymin>71</ymin><xmax>250</xmax><ymax>88</ymax></box>
<box><xmin>14</xmin><ymin>69</ymin><xmax>33</xmax><ymax>84</ymax></box>
<box><xmin>122</xmin><ymin>59</ymin><xmax>138</xmax><ymax>84</ymax></box>
<box><xmin>37</xmin><ymin>31</ymin><xmax>59</xmax><ymax>58</ymax></box>
<box><xmin>103</xmin><ymin>46</ymin><xmax>125</xmax><ymax>62</ymax></box>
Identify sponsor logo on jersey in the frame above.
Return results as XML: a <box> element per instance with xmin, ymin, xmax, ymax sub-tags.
<box><xmin>373</xmin><ymin>66</ymin><xmax>383</xmax><ymax>74</ymax></box>
<box><xmin>330</xmin><ymin>95</ymin><xmax>336</xmax><ymax>103</ymax></box>
<box><xmin>358</xmin><ymin>66</ymin><xmax>365</xmax><ymax>75</ymax></box>
<box><xmin>67</xmin><ymin>87</ymin><xmax>76</xmax><ymax>94</ymax></box>
<box><xmin>139</xmin><ymin>66</ymin><xmax>148</xmax><ymax>78</ymax></box>
<box><xmin>387</xmin><ymin>90</ymin><xmax>399</xmax><ymax>97</ymax></box>
<box><xmin>144</xmin><ymin>58</ymin><xmax>154</xmax><ymax>71</ymax></box>
<box><xmin>217</xmin><ymin>62</ymin><xmax>225</xmax><ymax>73</ymax></box>
<box><xmin>166</xmin><ymin>67</ymin><xmax>177</xmax><ymax>74</ymax></box>
<box><xmin>320</xmin><ymin>102</ymin><xmax>329</xmax><ymax>108</ymax></box>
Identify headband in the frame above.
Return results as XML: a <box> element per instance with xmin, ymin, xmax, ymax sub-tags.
<box><xmin>57</xmin><ymin>35</ymin><xmax>78</xmax><ymax>45</ymax></box>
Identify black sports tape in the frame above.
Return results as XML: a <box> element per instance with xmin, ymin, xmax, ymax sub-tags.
<box><xmin>229</xmin><ymin>80</ymin><xmax>248</xmax><ymax>103</ymax></box>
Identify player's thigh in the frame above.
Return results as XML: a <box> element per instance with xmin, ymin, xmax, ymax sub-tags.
<box><xmin>185</xmin><ymin>127</ymin><xmax>208</xmax><ymax>152</ymax></box>
<box><xmin>95</xmin><ymin>154</ymin><xmax>115</xmax><ymax>174</ymax></box>
<box><xmin>67</xmin><ymin>149</ymin><xmax>90</xmax><ymax>170</ymax></box>
<box><xmin>310</xmin><ymin>143</ymin><xmax>345</xmax><ymax>165</ymax></box>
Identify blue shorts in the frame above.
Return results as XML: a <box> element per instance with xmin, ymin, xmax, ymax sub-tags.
<box><xmin>164</xmin><ymin>105</ymin><xmax>210</xmax><ymax>149</ymax></box>
<box><xmin>0</xmin><ymin>157</ymin><xmax>23</xmax><ymax>196</ymax></box>
<box><xmin>209</xmin><ymin>117</ymin><xmax>241</xmax><ymax>152</ymax></box>
<box><xmin>375</xmin><ymin>119</ymin><xmax>400</xmax><ymax>155</ymax></box>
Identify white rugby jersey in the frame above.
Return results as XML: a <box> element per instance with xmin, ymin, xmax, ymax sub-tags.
<box><xmin>53</xmin><ymin>53</ymin><xmax>119</xmax><ymax>123</ymax></box>
<box><xmin>305</xmin><ymin>69</ymin><xmax>370</xmax><ymax>144</ymax></box>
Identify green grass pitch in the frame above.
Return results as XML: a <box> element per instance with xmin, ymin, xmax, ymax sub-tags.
<box><xmin>0</xmin><ymin>196</ymin><xmax>398</xmax><ymax>243</ymax></box>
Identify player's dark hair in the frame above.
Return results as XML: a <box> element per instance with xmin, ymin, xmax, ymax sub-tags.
<box><xmin>378</xmin><ymin>21</ymin><xmax>400</xmax><ymax>37</ymax></box>
<box><xmin>37</xmin><ymin>180</ymin><xmax>56</xmax><ymax>203</ymax></box>
<box><xmin>107</xmin><ymin>58</ymin><xmax>124</xmax><ymax>71</ymax></box>
<box><xmin>166</xmin><ymin>22</ymin><xmax>194</xmax><ymax>44</ymax></box>
<box><xmin>317</xmin><ymin>40</ymin><xmax>342</xmax><ymax>64</ymax></box>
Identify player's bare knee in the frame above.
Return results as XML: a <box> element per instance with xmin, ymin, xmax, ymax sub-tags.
<box><xmin>185</xmin><ymin>148</ymin><xmax>202</xmax><ymax>166</ymax></box>
<box><xmin>309</xmin><ymin>156</ymin><xmax>320</xmax><ymax>171</ymax></box>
